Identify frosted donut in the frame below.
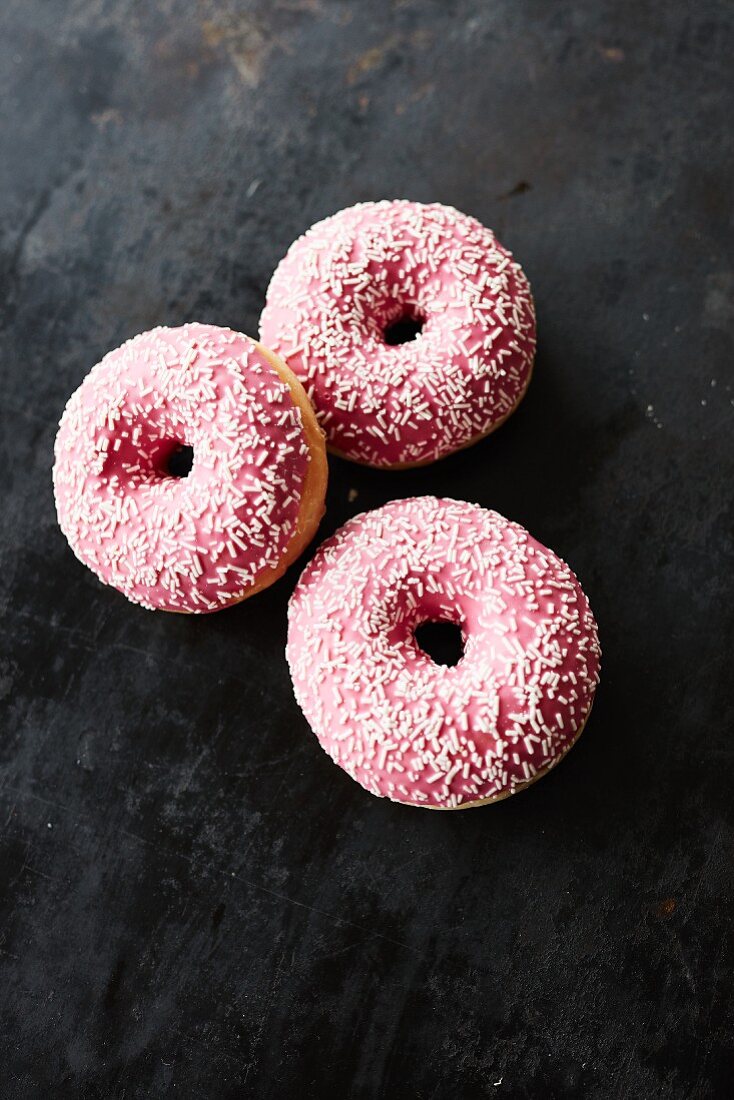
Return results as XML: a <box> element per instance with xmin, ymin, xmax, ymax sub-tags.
<box><xmin>260</xmin><ymin>200</ymin><xmax>535</xmax><ymax>469</ymax></box>
<box><xmin>53</xmin><ymin>323</ymin><xmax>327</xmax><ymax>612</ymax></box>
<box><xmin>287</xmin><ymin>498</ymin><xmax>600</xmax><ymax>809</ymax></box>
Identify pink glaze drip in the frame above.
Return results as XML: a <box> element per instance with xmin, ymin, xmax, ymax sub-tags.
<box><xmin>260</xmin><ymin>200</ymin><xmax>536</xmax><ymax>468</ymax></box>
<box><xmin>287</xmin><ymin>498</ymin><xmax>601</xmax><ymax>808</ymax></box>
<box><xmin>53</xmin><ymin>324</ymin><xmax>309</xmax><ymax>612</ymax></box>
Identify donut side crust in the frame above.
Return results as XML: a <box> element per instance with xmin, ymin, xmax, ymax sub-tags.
<box><xmin>166</xmin><ymin>341</ymin><xmax>327</xmax><ymax>612</ymax></box>
<box><xmin>234</xmin><ymin>341</ymin><xmax>328</xmax><ymax>601</ymax></box>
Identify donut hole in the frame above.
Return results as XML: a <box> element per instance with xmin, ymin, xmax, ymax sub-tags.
<box><xmin>414</xmin><ymin>620</ymin><xmax>465</xmax><ymax>667</ymax></box>
<box><xmin>383</xmin><ymin>310</ymin><xmax>425</xmax><ymax>346</ymax></box>
<box><xmin>164</xmin><ymin>443</ymin><xmax>194</xmax><ymax>479</ymax></box>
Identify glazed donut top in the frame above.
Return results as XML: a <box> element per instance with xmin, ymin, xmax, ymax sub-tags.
<box><xmin>287</xmin><ymin>498</ymin><xmax>600</xmax><ymax>808</ymax></box>
<box><xmin>261</xmin><ymin>200</ymin><xmax>536</xmax><ymax>468</ymax></box>
<box><xmin>53</xmin><ymin>324</ymin><xmax>311</xmax><ymax>612</ymax></box>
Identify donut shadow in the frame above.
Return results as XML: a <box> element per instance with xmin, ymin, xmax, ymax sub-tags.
<box><xmin>319</xmin><ymin>340</ymin><xmax>611</xmax><ymax>536</ymax></box>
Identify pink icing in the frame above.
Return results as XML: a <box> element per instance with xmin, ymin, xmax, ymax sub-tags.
<box><xmin>287</xmin><ymin>498</ymin><xmax>601</xmax><ymax>808</ymax></box>
<box><xmin>53</xmin><ymin>324</ymin><xmax>310</xmax><ymax>612</ymax></box>
<box><xmin>260</xmin><ymin>200</ymin><xmax>536</xmax><ymax>468</ymax></box>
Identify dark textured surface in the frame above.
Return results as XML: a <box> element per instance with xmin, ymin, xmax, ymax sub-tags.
<box><xmin>1</xmin><ymin>1</ymin><xmax>733</xmax><ymax>1096</ymax></box>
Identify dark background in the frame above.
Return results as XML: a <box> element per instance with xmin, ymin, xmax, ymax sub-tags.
<box><xmin>1</xmin><ymin>1</ymin><xmax>733</xmax><ymax>1097</ymax></box>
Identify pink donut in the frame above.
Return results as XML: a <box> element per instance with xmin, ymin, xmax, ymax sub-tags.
<box><xmin>287</xmin><ymin>498</ymin><xmax>600</xmax><ymax>809</ymax></box>
<box><xmin>53</xmin><ymin>324</ymin><xmax>327</xmax><ymax>613</ymax></box>
<box><xmin>260</xmin><ymin>200</ymin><xmax>536</xmax><ymax>469</ymax></box>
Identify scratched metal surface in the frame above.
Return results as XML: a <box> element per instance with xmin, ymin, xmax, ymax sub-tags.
<box><xmin>1</xmin><ymin>1</ymin><xmax>733</xmax><ymax>1097</ymax></box>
